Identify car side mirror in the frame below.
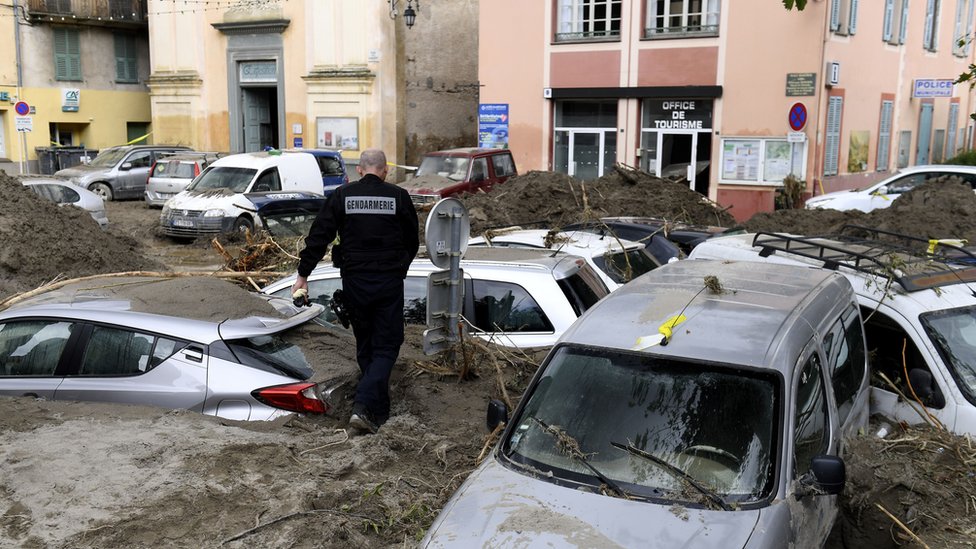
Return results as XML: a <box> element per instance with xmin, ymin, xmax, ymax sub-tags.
<box><xmin>120</xmin><ymin>162</ymin><xmax>132</xmax><ymax>171</ymax></box>
<box><xmin>487</xmin><ymin>399</ymin><xmax>508</xmax><ymax>431</ymax></box>
<box><xmin>798</xmin><ymin>455</ymin><xmax>845</xmax><ymax>496</ymax></box>
<box><xmin>908</xmin><ymin>368</ymin><xmax>946</xmax><ymax>408</ymax></box>
<box><xmin>873</xmin><ymin>185</ymin><xmax>889</xmax><ymax>195</ymax></box>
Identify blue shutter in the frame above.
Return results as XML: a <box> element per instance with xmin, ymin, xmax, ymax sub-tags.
<box><xmin>830</xmin><ymin>0</ymin><xmax>841</xmax><ymax>31</ymax></box>
<box><xmin>917</xmin><ymin>103</ymin><xmax>934</xmax><ymax>164</ymax></box>
<box><xmin>825</xmin><ymin>96</ymin><xmax>843</xmax><ymax>176</ymax></box>
<box><xmin>849</xmin><ymin>0</ymin><xmax>860</xmax><ymax>34</ymax></box>
<box><xmin>900</xmin><ymin>0</ymin><xmax>911</xmax><ymax>44</ymax></box>
<box><xmin>883</xmin><ymin>0</ymin><xmax>895</xmax><ymax>40</ymax></box>
<box><xmin>877</xmin><ymin>101</ymin><xmax>893</xmax><ymax>171</ymax></box>
<box><xmin>947</xmin><ymin>103</ymin><xmax>960</xmax><ymax>157</ymax></box>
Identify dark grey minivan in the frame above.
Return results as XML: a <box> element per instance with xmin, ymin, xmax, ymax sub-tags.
<box><xmin>55</xmin><ymin>144</ymin><xmax>191</xmax><ymax>201</ymax></box>
<box><xmin>422</xmin><ymin>260</ymin><xmax>869</xmax><ymax>548</ymax></box>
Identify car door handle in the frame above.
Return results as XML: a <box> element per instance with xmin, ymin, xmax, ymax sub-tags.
<box><xmin>182</xmin><ymin>346</ymin><xmax>204</xmax><ymax>363</ymax></box>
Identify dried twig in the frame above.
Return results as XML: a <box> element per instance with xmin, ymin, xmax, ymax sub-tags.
<box><xmin>875</xmin><ymin>503</ymin><xmax>930</xmax><ymax>549</ymax></box>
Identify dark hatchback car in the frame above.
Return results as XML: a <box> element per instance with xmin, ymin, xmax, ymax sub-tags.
<box><xmin>564</xmin><ymin>216</ymin><xmax>729</xmax><ymax>263</ymax></box>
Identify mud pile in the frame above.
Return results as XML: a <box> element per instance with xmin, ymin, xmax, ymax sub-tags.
<box><xmin>0</xmin><ymin>171</ymin><xmax>165</xmax><ymax>301</ymax></box>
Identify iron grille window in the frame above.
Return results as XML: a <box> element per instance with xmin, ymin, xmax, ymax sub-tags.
<box><xmin>114</xmin><ymin>33</ymin><xmax>138</xmax><ymax>83</ymax></box>
<box><xmin>646</xmin><ymin>0</ymin><xmax>720</xmax><ymax>37</ymax></box>
<box><xmin>555</xmin><ymin>0</ymin><xmax>621</xmax><ymax>42</ymax></box>
<box><xmin>53</xmin><ymin>27</ymin><xmax>81</xmax><ymax>82</ymax></box>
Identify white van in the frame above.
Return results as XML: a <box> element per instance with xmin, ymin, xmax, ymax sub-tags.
<box><xmin>160</xmin><ymin>151</ymin><xmax>323</xmax><ymax>237</ymax></box>
<box><xmin>689</xmin><ymin>231</ymin><xmax>976</xmax><ymax>437</ymax></box>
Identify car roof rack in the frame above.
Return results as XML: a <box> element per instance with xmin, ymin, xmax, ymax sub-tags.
<box><xmin>751</xmin><ymin>225</ymin><xmax>976</xmax><ymax>292</ymax></box>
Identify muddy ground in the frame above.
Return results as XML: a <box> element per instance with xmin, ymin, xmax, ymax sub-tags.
<box><xmin>0</xmin><ymin>169</ymin><xmax>974</xmax><ymax>548</ymax></box>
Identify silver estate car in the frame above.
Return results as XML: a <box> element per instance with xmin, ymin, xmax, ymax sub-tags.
<box><xmin>20</xmin><ymin>176</ymin><xmax>109</xmax><ymax>228</ymax></box>
<box><xmin>0</xmin><ymin>278</ymin><xmax>328</xmax><ymax>421</ymax></box>
<box><xmin>262</xmin><ymin>247</ymin><xmax>609</xmax><ymax>349</ymax></box>
<box><xmin>423</xmin><ymin>260</ymin><xmax>869</xmax><ymax>548</ymax></box>
<box><xmin>55</xmin><ymin>144</ymin><xmax>191</xmax><ymax>201</ymax></box>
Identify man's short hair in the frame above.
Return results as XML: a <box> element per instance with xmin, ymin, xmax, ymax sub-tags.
<box><xmin>359</xmin><ymin>149</ymin><xmax>387</xmax><ymax>172</ymax></box>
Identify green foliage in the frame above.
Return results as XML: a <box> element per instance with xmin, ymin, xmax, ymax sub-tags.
<box><xmin>943</xmin><ymin>149</ymin><xmax>976</xmax><ymax>166</ymax></box>
<box><xmin>783</xmin><ymin>0</ymin><xmax>808</xmax><ymax>10</ymax></box>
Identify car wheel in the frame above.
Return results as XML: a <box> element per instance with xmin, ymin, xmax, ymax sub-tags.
<box><xmin>233</xmin><ymin>216</ymin><xmax>254</xmax><ymax>234</ymax></box>
<box><xmin>90</xmin><ymin>182</ymin><xmax>114</xmax><ymax>201</ymax></box>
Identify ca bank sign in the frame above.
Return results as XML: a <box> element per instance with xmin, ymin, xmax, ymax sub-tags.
<box><xmin>912</xmin><ymin>79</ymin><xmax>954</xmax><ymax>98</ymax></box>
<box><xmin>62</xmin><ymin>88</ymin><xmax>80</xmax><ymax>112</ymax></box>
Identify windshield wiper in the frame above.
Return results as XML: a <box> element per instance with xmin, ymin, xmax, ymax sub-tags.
<box><xmin>610</xmin><ymin>441</ymin><xmax>732</xmax><ymax>511</ymax></box>
<box><xmin>528</xmin><ymin>417</ymin><xmax>632</xmax><ymax>500</ymax></box>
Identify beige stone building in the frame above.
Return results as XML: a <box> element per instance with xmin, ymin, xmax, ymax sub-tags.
<box><xmin>148</xmin><ymin>0</ymin><xmax>478</xmax><ymax>170</ymax></box>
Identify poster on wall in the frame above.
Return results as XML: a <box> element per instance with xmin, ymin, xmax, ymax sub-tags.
<box><xmin>721</xmin><ymin>140</ymin><xmax>760</xmax><ymax>181</ymax></box>
<box><xmin>478</xmin><ymin>104</ymin><xmax>509</xmax><ymax>149</ymax></box>
<box><xmin>848</xmin><ymin>131</ymin><xmax>870</xmax><ymax>173</ymax></box>
<box><xmin>316</xmin><ymin>117</ymin><xmax>359</xmax><ymax>150</ymax></box>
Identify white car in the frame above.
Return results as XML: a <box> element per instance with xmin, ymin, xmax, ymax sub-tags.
<box><xmin>804</xmin><ymin>165</ymin><xmax>976</xmax><ymax>213</ymax></box>
<box><xmin>261</xmin><ymin>247</ymin><xmax>609</xmax><ymax>349</ymax></box>
<box><xmin>20</xmin><ymin>176</ymin><xmax>109</xmax><ymax>228</ymax></box>
<box><xmin>690</xmin><ymin>230</ymin><xmax>976</xmax><ymax>437</ymax></box>
<box><xmin>468</xmin><ymin>229</ymin><xmax>662</xmax><ymax>290</ymax></box>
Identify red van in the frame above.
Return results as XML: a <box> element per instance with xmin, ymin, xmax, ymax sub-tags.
<box><xmin>400</xmin><ymin>148</ymin><xmax>517</xmax><ymax>206</ymax></box>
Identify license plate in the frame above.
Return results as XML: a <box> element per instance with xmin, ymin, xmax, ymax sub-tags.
<box><xmin>172</xmin><ymin>219</ymin><xmax>193</xmax><ymax>228</ymax></box>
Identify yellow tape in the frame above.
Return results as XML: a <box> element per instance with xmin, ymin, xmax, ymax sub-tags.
<box><xmin>658</xmin><ymin>314</ymin><xmax>687</xmax><ymax>341</ymax></box>
<box><xmin>927</xmin><ymin>238</ymin><xmax>968</xmax><ymax>255</ymax></box>
<box><xmin>125</xmin><ymin>130</ymin><xmax>154</xmax><ymax>145</ymax></box>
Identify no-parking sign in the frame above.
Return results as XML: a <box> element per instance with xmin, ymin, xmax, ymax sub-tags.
<box><xmin>789</xmin><ymin>103</ymin><xmax>807</xmax><ymax>132</ymax></box>
<box><xmin>14</xmin><ymin>101</ymin><xmax>30</xmax><ymax>116</ymax></box>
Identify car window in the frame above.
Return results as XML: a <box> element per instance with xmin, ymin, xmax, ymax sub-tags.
<box><xmin>920</xmin><ymin>306</ymin><xmax>976</xmax><ymax>407</ymax></box>
<box><xmin>557</xmin><ymin>266</ymin><xmax>607</xmax><ymax>316</ymax></box>
<box><xmin>794</xmin><ymin>351</ymin><xmax>829</xmax><ymax>476</ymax></box>
<box><xmin>316</xmin><ymin>156</ymin><xmax>344</xmax><ymax>177</ymax></box>
<box><xmin>153</xmin><ymin>161</ymin><xmax>197</xmax><ymax>179</ymax></box>
<box><xmin>30</xmin><ymin>183</ymin><xmax>79</xmax><ymax>205</ymax></box>
<box><xmin>189</xmin><ymin>167</ymin><xmax>257</xmax><ymax>193</ymax></box>
<box><xmin>472</xmin><ymin>280</ymin><xmax>553</xmax><ymax>333</ymax></box>
<box><xmin>253</xmin><ymin>169</ymin><xmax>281</xmax><ymax>192</ymax></box>
<box><xmin>79</xmin><ymin>326</ymin><xmax>156</xmax><ymax>375</ymax></box>
<box><xmin>0</xmin><ymin>320</ymin><xmax>75</xmax><ymax>376</ymax></box>
<box><xmin>884</xmin><ymin>173</ymin><xmax>926</xmax><ymax>194</ymax></box>
<box><xmin>470</xmin><ymin>158</ymin><xmax>488</xmax><ymax>182</ymax></box>
<box><xmin>863</xmin><ymin>308</ymin><xmax>944</xmax><ymax>408</ymax></box>
<box><xmin>126</xmin><ymin>151</ymin><xmax>152</xmax><ymax>169</ymax></box>
<box><xmin>592</xmin><ymin>248</ymin><xmax>660</xmax><ymax>284</ymax></box>
<box><xmin>823</xmin><ymin>305</ymin><xmax>866</xmax><ymax>426</ymax></box>
<box><xmin>88</xmin><ymin>148</ymin><xmax>128</xmax><ymax>168</ymax></box>
<box><xmin>491</xmin><ymin>153</ymin><xmax>516</xmax><ymax>177</ymax></box>
<box><xmin>404</xmin><ymin>276</ymin><xmax>428</xmax><ymax>325</ymax></box>
<box><xmin>150</xmin><ymin>337</ymin><xmax>190</xmax><ymax>369</ymax></box>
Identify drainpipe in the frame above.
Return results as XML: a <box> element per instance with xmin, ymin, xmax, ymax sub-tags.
<box><xmin>13</xmin><ymin>0</ymin><xmax>26</xmax><ymax>173</ymax></box>
<box><xmin>812</xmin><ymin>0</ymin><xmax>829</xmax><ymax>197</ymax></box>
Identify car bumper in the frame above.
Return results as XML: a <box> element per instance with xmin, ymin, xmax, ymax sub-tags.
<box><xmin>145</xmin><ymin>190</ymin><xmax>179</xmax><ymax>208</ymax></box>
<box><xmin>160</xmin><ymin>211</ymin><xmax>235</xmax><ymax>237</ymax></box>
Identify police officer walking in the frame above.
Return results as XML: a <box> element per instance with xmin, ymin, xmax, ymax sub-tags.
<box><xmin>292</xmin><ymin>149</ymin><xmax>419</xmax><ymax>433</ymax></box>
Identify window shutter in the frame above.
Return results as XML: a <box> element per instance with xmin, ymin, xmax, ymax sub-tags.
<box><xmin>967</xmin><ymin>0</ymin><xmax>975</xmax><ymax>54</ymax></box>
<box><xmin>900</xmin><ymin>0</ymin><xmax>911</xmax><ymax>44</ymax></box>
<box><xmin>830</xmin><ymin>0</ymin><xmax>841</xmax><ymax>31</ymax></box>
<box><xmin>825</xmin><ymin>96</ymin><xmax>843</xmax><ymax>176</ymax></box>
<box><xmin>877</xmin><ymin>100</ymin><xmax>893</xmax><ymax>171</ymax></box>
<box><xmin>953</xmin><ymin>0</ymin><xmax>966</xmax><ymax>54</ymax></box>
<box><xmin>114</xmin><ymin>34</ymin><xmax>126</xmax><ymax>81</ymax></box>
<box><xmin>849</xmin><ymin>0</ymin><xmax>859</xmax><ymax>34</ymax></box>
<box><xmin>883</xmin><ymin>0</ymin><xmax>894</xmax><ymax>41</ymax></box>
<box><xmin>67</xmin><ymin>29</ymin><xmax>80</xmax><ymax>81</ymax></box>
<box><xmin>947</xmin><ymin>103</ymin><xmax>960</xmax><ymax>156</ymax></box>
<box><xmin>53</xmin><ymin>28</ymin><xmax>67</xmax><ymax>80</ymax></box>
<box><xmin>923</xmin><ymin>0</ymin><xmax>935</xmax><ymax>49</ymax></box>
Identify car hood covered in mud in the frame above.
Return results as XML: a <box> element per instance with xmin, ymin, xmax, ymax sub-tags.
<box><xmin>422</xmin><ymin>458</ymin><xmax>771</xmax><ymax>548</ymax></box>
<box><xmin>398</xmin><ymin>173</ymin><xmax>457</xmax><ymax>194</ymax></box>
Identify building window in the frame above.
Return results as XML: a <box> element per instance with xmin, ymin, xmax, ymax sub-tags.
<box><xmin>830</xmin><ymin>0</ymin><xmax>859</xmax><ymax>35</ymax></box>
<box><xmin>884</xmin><ymin>0</ymin><xmax>911</xmax><ymax>44</ymax></box>
<box><xmin>53</xmin><ymin>27</ymin><xmax>81</xmax><ymax>82</ymax></box>
<box><xmin>923</xmin><ymin>0</ymin><xmax>941</xmax><ymax>51</ymax></box>
<box><xmin>877</xmin><ymin>100</ymin><xmax>893</xmax><ymax>172</ymax></box>
<box><xmin>114</xmin><ymin>33</ymin><xmax>138</xmax><ymax>83</ymax></box>
<box><xmin>952</xmin><ymin>0</ymin><xmax>974</xmax><ymax>56</ymax></box>
<box><xmin>719</xmin><ymin>138</ymin><xmax>806</xmax><ymax>185</ymax></box>
<box><xmin>645</xmin><ymin>0</ymin><xmax>720</xmax><ymax>38</ymax></box>
<box><xmin>45</xmin><ymin>0</ymin><xmax>71</xmax><ymax>12</ymax></box>
<box><xmin>555</xmin><ymin>0</ymin><xmax>621</xmax><ymax>42</ymax></box>
<box><xmin>824</xmin><ymin>96</ymin><xmax>843</xmax><ymax>176</ymax></box>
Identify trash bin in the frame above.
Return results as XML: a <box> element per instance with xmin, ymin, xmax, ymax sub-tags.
<box><xmin>54</xmin><ymin>148</ymin><xmax>99</xmax><ymax>171</ymax></box>
<box><xmin>35</xmin><ymin>147</ymin><xmax>57</xmax><ymax>175</ymax></box>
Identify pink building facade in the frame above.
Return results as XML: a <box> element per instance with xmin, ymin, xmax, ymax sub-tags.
<box><xmin>479</xmin><ymin>0</ymin><xmax>976</xmax><ymax>221</ymax></box>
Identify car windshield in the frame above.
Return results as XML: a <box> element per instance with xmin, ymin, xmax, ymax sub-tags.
<box><xmin>503</xmin><ymin>345</ymin><xmax>778</xmax><ymax>506</ymax></box>
<box><xmin>187</xmin><ymin>167</ymin><xmax>256</xmax><ymax>193</ymax></box>
<box><xmin>153</xmin><ymin>161</ymin><xmax>197</xmax><ymax>179</ymax></box>
<box><xmin>416</xmin><ymin>155</ymin><xmax>470</xmax><ymax>181</ymax></box>
<box><xmin>592</xmin><ymin>248</ymin><xmax>661</xmax><ymax>284</ymax></box>
<box><xmin>260</xmin><ymin>211</ymin><xmax>319</xmax><ymax>238</ymax></box>
<box><xmin>87</xmin><ymin>148</ymin><xmax>128</xmax><ymax>168</ymax></box>
<box><xmin>920</xmin><ymin>306</ymin><xmax>976</xmax><ymax>406</ymax></box>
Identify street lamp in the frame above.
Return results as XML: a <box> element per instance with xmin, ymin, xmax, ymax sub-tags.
<box><xmin>389</xmin><ymin>0</ymin><xmax>419</xmax><ymax>29</ymax></box>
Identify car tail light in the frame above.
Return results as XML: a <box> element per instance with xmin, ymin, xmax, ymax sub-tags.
<box><xmin>147</xmin><ymin>161</ymin><xmax>156</xmax><ymax>185</ymax></box>
<box><xmin>194</xmin><ymin>163</ymin><xmax>201</xmax><ymax>177</ymax></box>
<box><xmin>252</xmin><ymin>382</ymin><xmax>328</xmax><ymax>414</ymax></box>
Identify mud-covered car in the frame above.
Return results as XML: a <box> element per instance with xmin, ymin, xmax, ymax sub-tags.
<box><xmin>423</xmin><ymin>260</ymin><xmax>868</xmax><ymax>548</ymax></box>
<box><xmin>400</xmin><ymin>148</ymin><xmax>516</xmax><ymax>206</ymax></box>
<box><xmin>19</xmin><ymin>176</ymin><xmax>108</xmax><ymax>228</ymax></box>
<box><xmin>55</xmin><ymin>144</ymin><xmax>192</xmax><ymax>201</ymax></box>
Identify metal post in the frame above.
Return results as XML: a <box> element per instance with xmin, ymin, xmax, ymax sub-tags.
<box><xmin>446</xmin><ymin>204</ymin><xmax>462</xmax><ymax>342</ymax></box>
<box><xmin>13</xmin><ymin>0</ymin><xmax>26</xmax><ymax>174</ymax></box>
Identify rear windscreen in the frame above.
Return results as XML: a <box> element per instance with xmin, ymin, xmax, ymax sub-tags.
<box><xmin>557</xmin><ymin>265</ymin><xmax>608</xmax><ymax>316</ymax></box>
<box><xmin>153</xmin><ymin>161</ymin><xmax>197</xmax><ymax>179</ymax></box>
<box><xmin>224</xmin><ymin>334</ymin><xmax>313</xmax><ymax>380</ymax></box>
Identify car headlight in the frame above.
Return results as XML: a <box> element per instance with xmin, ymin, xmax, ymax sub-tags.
<box><xmin>804</xmin><ymin>197</ymin><xmax>834</xmax><ymax>209</ymax></box>
<box><xmin>204</xmin><ymin>209</ymin><xmax>224</xmax><ymax>217</ymax></box>
<box><xmin>161</xmin><ymin>205</ymin><xmax>171</xmax><ymax>216</ymax></box>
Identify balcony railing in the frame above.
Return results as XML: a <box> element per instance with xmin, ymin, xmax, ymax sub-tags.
<box><xmin>644</xmin><ymin>24</ymin><xmax>719</xmax><ymax>39</ymax></box>
<box><xmin>27</xmin><ymin>0</ymin><xmax>147</xmax><ymax>24</ymax></box>
<box><xmin>554</xmin><ymin>29</ymin><xmax>621</xmax><ymax>43</ymax></box>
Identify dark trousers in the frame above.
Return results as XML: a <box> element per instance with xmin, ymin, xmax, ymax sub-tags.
<box><xmin>342</xmin><ymin>272</ymin><xmax>405</xmax><ymax>421</ymax></box>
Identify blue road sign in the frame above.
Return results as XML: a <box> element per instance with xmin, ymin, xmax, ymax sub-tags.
<box><xmin>14</xmin><ymin>101</ymin><xmax>30</xmax><ymax>116</ymax></box>
<box><xmin>789</xmin><ymin>103</ymin><xmax>807</xmax><ymax>131</ymax></box>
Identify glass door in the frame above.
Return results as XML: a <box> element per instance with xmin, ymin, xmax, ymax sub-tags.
<box><xmin>657</xmin><ymin>131</ymin><xmax>699</xmax><ymax>190</ymax></box>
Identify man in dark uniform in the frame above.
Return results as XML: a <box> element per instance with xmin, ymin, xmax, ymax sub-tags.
<box><xmin>292</xmin><ymin>149</ymin><xmax>419</xmax><ymax>433</ymax></box>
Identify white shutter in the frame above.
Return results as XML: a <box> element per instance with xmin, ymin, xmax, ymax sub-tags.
<box><xmin>948</xmin><ymin>103</ymin><xmax>960</xmax><ymax>156</ymax></box>
<box><xmin>923</xmin><ymin>0</ymin><xmax>935</xmax><ymax>49</ymax></box>
<box><xmin>967</xmin><ymin>0</ymin><xmax>975</xmax><ymax>54</ymax></box>
<box><xmin>900</xmin><ymin>0</ymin><xmax>911</xmax><ymax>44</ymax></box>
<box><xmin>825</xmin><ymin>96</ymin><xmax>843</xmax><ymax>176</ymax></box>
<box><xmin>883</xmin><ymin>0</ymin><xmax>895</xmax><ymax>41</ymax></box>
<box><xmin>953</xmin><ymin>0</ymin><xmax>966</xmax><ymax>55</ymax></box>
<box><xmin>830</xmin><ymin>0</ymin><xmax>841</xmax><ymax>31</ymax></box>
<box><xmin>849</xmin><ymin>0</ymin><xmax>860</xmax><ymax>34</ymax></box>
<box><xmin>877</xmin><ymin>101</ymin><xmax>893</xmax><ymax>171</ymax></box>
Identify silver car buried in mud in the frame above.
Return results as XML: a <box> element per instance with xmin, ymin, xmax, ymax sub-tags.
<box><xmin>422</xmin><ymin>260</ymin><xmax>869</xmax><ymax>548</ymax></box>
